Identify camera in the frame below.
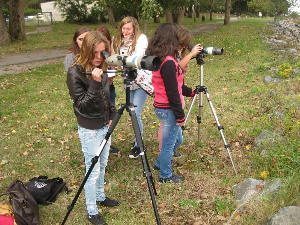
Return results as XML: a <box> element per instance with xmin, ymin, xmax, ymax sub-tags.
<box><xmin>202</xmin><ymin>47</ymin><xmax>224</xmax><ymax>55</ymax></box>
<box><xmin>188</xmin><ymin>44</ymin><xmax>224</xmax><ymax>56</ymax></box>
<box><xmin>188</xmin><ymin>44</ymin><xmax>224</xmax><ymax>64</ymax></box>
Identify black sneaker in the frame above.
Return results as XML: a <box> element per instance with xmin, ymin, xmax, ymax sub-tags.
<box><xmin>128</xmin><ymin>146</ymin><xmax>140</xmax><ymax>159</ymax></box>
<box><xmin>173</xmin><ymin>150</ymin><xmax>182</xmax><ymax>158</ymax></box>
<box><xmin>97</xmin><ymin>197</ymin><xmax>120</xmax><ymax>207</ymax></box>
<box><xmin>110</xmin><ymin>145</ymin><xmax>119</xmax><ymax>154</ymax></box>
<box><xmin>87</xmin><ymin>214</ymin><xmax>107</xmax><ymax>225</ymax></box>
<box><xmin>159</xmin><ymin>174</ymin><xmax>185</xmax><ymax>183</ymax></box>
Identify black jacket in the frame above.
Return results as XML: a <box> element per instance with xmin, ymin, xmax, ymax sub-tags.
<box><xmin>67</xmin><ymin>65</ymin><xmax>115</xmax><ymax>130</ymax></box>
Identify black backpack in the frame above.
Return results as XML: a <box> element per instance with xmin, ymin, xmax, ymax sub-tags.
<box><xmin>25</xmin><ymin>176</ymin><xmax>67</xmax><ymax>205</ymax></box>
<box><xmin>6</xmin><ymin>180</ymin><xmax>40</xmax><ymax>225</ymax></box>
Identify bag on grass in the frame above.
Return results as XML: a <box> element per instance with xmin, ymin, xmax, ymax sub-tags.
<box><xmin>25</xmin><ymin>176</ymin><xmax>67</xmax><ymax>205</ymax></box>
<box><xmin>7</xmin><ymin>180</ymin><xmax>40</xmax><ymax>225</ymax></box>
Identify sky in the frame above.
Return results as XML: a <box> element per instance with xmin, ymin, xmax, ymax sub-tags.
<box><xmin>289</xmin><ymin>0</ymin><xmax>300</xmax><ymax>13</ymax></box>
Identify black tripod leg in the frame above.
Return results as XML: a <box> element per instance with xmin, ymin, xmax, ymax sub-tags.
<box><xmin>202</xmin><ymin>87</ymin><xmax>238</xmax><ymax>175</ymax></box>
<box><xmin>127</xmin><ymin>105</ymin><xmax>161</xmax><ymax>225</ymax></box>
<box><xmin>61</xmin><ymin>105</ymin><xmax>126</xmax><ymax>225</ymax></box>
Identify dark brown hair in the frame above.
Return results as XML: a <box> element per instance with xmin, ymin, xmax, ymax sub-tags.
<box><xmin>146</xmin><ymin>23</ymin><xmax>180</xmax><ymax>60</ymax></box>
<box><xmin>70</xmin><ymin>27</ymin><xmax>91</xmax><ymax>54</ymax></box>
<box><xmin>177</xmin><ymin>25</ymin><xmax>192</xmax><ymax>56</ymax></box>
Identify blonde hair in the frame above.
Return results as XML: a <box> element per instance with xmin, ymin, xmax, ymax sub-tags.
<box><xmin>113</xmin><ymin>16</ymin><xmax>141</xmax><ymax>55</ymax></box>
<box><xmin>75</xmin><ymin>31</ymin><xmax>110</xmax><ymax>72</ymax></box>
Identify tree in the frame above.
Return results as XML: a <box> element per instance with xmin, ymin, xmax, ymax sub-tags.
<box><xmin>158</xmin><ymin>0</ymin><xmax>188</xmax><ymax>23</ymax></box>
<box><xmin>232</xmin><ymin>0</ymin><xmax>248</xmax><ymax>15</ymax></box>
<box><xmin>8</xmin><ymin>0</ymin><xmax>26</xmax><ymax>41</ymax></box>
<box><xmin>224</xmin><ymin>0</ymin><xmax>231</xmax><ymax>25</ymax></box>
<box><xmin>0</xmin><ymin>0</ymin><xmax>10</xmax><ymax>44</ymax></box>
<box><xmin>248</xmin><ymin>0</ymin><xmax>291</xmax><ymax>16</ymax></box>
<box><xmin>139</xmin><ymin>0</ymin><xmax>162</xmax><ymax>26</ymax></box>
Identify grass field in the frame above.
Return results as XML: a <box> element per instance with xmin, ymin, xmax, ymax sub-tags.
<box><xmin>0</xmin><ymin>18</ymin><xmax>299</xmax><ymax>225</ymax></box>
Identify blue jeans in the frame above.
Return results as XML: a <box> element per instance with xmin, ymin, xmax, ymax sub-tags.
<box><xmin>154</xmin><ymin>108</ymin><xmax>183</xmax><ymax>179</ymax></box>
<box><xmin>130</xmin><ymin>88</ymin><xmax>148</xmax><ymax>146</ymax></box>
<box><xmin>78</xmin><ymin>125</ymin><xmax>111</xmax><ymax>215</ymax></box>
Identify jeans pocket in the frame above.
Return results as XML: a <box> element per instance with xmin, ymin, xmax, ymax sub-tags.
<box><xmin>155</xmin><ymin>108</ymin><xmax>168</xmax><ymax>121</ymax></box>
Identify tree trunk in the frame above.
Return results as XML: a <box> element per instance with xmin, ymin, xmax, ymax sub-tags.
<box><xmin>187</xmin><ymin>6</ymin><xmax>193</xmax><ymax>18</ymax></box>
<box><xmin>0</xmin><ymin>0</ymin><xmax>10</xmax><ymax>44</ymax></box>
<box><xmin>209</xmin><ymin>10</ymin><xmax>213</xmax><ymax>21</ymax></box>
<box><xmin>224</xmin><ymin>0</ymin><xmax>231</xmax><ymax>25</ymax></box>
<box><xmin>8</xmin><ymin>0</ymin><xmax>25</xmax><ymax>41</ymax></box>
<box><xmin>172</xmin><ymin>7</ymin><xmax>185</xmax><ymax>24</ymax></box>
<box><xmin>165</xmin><ymin>9</ymin><xmax>173</xmax><ymax>23</ymax></box>
<box><xmin>153</xmin><ymin>15</ymin><xmax>160</xmax><ymax>23</ymax></box>
<box><xmin>106</xmin><ymin>7</ymin><xmax>115</xmax><ymax>25</ymax></box>
<box><xmin>195</xmin><ymin>6</ymin><xmax>200</xmax><ymax>18</ymax></box>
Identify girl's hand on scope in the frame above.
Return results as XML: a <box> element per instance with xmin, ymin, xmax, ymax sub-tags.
<box><xmin>190</xmin><ymin>44</ymin><xmax>203</xmax><ymax>58</ymax></box>
<box><xmin>91</xmin><ymin>68</ymin><xmax>103</xmax><ymax>82</ymax></box>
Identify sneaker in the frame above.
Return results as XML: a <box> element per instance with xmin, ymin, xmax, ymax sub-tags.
<box><xmin>87</xmin><ymin>214</ymin><xmax>107</xmax><ymax>225</ymax></box>
<box><xmin>110</xmin><ymin>145</ymin><xmax>119</xmax><ymax>154</ymax></box>
<box><xmin>128</xmin><ymin>146</ymin><xmax>140</xmax><ymax>159</ymax></box>
<box><xmin>159</xmin><ymin>174</ymin><xmax>185</xmax><ymax>183</ymax></box>
<box><xmin>97</xmin><ymin>197</ymin><xmax>120</xmax><ymax>207</ymax></box>
<box><xmin>173</xmin><ymin>150</ymin><xmax>182</xmax><ymax>158</ymax></box>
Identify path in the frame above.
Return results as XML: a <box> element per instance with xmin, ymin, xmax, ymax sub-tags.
<box><xmin>0</xmin><ymin>22</ymin><xmax>223</xmax><ymax>76</ymax></box>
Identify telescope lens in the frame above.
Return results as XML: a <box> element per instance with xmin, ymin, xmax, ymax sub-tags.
<box><xmin>140</xmin><ymin>56</ymin><xmax>161</xmax><ymax>71</ymax></box>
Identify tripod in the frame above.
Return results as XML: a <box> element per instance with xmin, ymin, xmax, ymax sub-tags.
<box><xmin>61</xmin><ymin>71</ymin><xmax>161</xmax><ymax>225</ymax></box>
<box><xmin>184</xmin><ymin>57</ymin><xmax>238</xmax><ymax>175</ymax></box>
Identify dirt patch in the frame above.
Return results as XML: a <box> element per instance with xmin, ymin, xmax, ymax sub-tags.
<box><xmin>0</xmin><ymin>48</ymin><xmax>66</xmax><ymax>75</ymax></box>
<box><xmin>191</xmin><ymin>23</ymin><xmax>223</xmax><ymax>35</ymax></box>
<box><xmin>0</xmin><ymin>58</ymin><xmax>64</xmax><ymax>75</ymax></box>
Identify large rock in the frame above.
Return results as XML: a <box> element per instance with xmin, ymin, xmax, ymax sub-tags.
<box><xmin>233</xmin><ymin>178</ymin><xmax>282</xmax><ymax>206</ymax></box>
<box><xmin>233</xmin><ymin>178</ymin><xmax>265</xmax><ymax>206</ymax></box>
<box><xmin>268</xmin><ymin>206</ymin><xmax>300</xmax><ymax>225</ymax></box>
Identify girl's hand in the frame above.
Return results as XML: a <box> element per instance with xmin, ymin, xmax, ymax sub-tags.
<box><xmin>190</xmin><ymin>44</ymin><xmax>203</xmax><ymax>58</ymax></box>
<box><xmin>91</xmin><ymin>68</ymin><xmax>103</xmax><ymax>82</ymax></box>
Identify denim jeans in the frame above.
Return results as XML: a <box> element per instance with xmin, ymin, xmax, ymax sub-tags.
<box><xmin>130</xmin><ymin>88</ymin><xmax>148</xmax><ymax>146</ymax></box>
<box><xmin>154</xmin><ymin>108</ymin><xmax>183</xmax><ymax>179</ymax></box>
<box><xmin>78</xmin><ymin>125</ymin><xmax>111</xmax><ymax>215</ymax></box>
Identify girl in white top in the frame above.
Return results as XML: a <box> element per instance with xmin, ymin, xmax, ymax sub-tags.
<box><xmin>113</xmin><ymin>16</ymin><xmax>149</xmax><ymax>158</ymax></box>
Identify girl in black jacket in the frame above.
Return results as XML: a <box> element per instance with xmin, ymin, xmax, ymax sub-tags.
<box><xmin>66</xmin><ymin>31</ymin><xmax>119</xmax><ymax>225</ymax></box>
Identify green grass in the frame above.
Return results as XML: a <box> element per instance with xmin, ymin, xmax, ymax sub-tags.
<box><xmin>0</xmin><ymin>16</ymin><xmax>222</xmax><ymax>56</ymax></box>
<box><xmin>0</xmin><ymin>17</ymin><xmax>299</xmax><ymax>225</ymax></box>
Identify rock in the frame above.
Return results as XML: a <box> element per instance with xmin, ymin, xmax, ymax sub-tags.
<box><xmin>232</xmin><ymin>178</ymin><xmax>265</xmax><ymax>206</ymax></box>
<box><xmin>294</xmin><ymin>68</ymin><xmax>300</xmax><ymax>76</ymax></box>
<box><xmin>264</xmin><ymin>76</ymin><xmax>273</xmax><ymax>83</ymax></box>
<box><xmin>232</xmin><ymin>178</ymin><xmax>282</xmax><ymax>207</ymax></box>
<box><xmin>254</xmin><ymin>130</ymin><xmax>283</xmax><ymax>147</ymax></box>
<box><xmin>265</xmin><ymin>19</ymin><xmax>300</xmax><ymax>59</ymax></box>
<box><xmin>264</xmin><ymin>76</ymin><xmax>281</xmax><ymax>84</ymax></box>
<box><xmin>268</xmin><ymin>206</ymin><xmax>300</xmax><ymax>225</ymax></box>
<box><xmin>262</xmin><ymin>178</ymin><xmax>282</xmax><ymax>195</ymax></box>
